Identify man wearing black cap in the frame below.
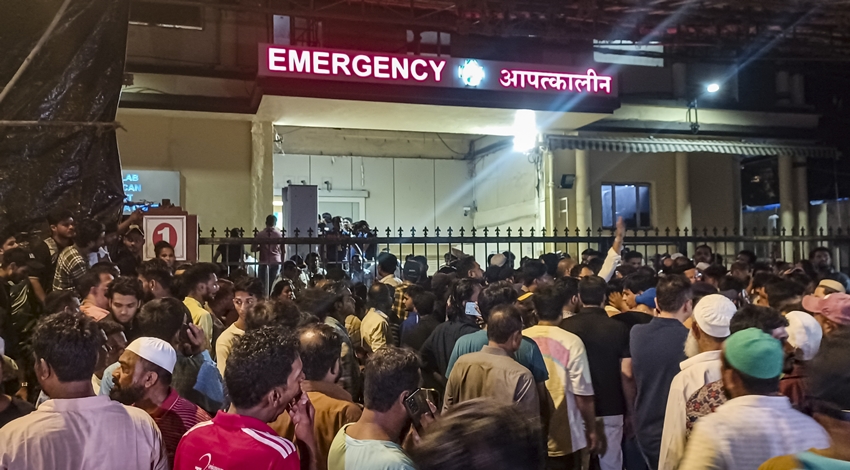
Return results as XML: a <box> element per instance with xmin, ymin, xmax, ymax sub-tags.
<box><xmin>113</xmin><ymin>225</ymin><xmax>145</xmax><ymax>277</ymax></box>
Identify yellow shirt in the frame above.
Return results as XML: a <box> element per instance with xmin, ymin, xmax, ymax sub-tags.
<box><xmin>183</xmin><ymin>297</ymin><xmax>213</xmax><ymax>351</ymax></box>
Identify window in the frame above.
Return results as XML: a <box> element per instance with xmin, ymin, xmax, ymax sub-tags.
<box><xmin>601</xmin><ymin>183</ymin><xmax>651</xmax><ymax>228</ymax></box>
<box><xmin>406</xmin><ymin>30</ymin><xmax>451</xmax><ymax>56</ymax></box>
<box><xmin>130</xmin><ymin>1</ymin><xmax>203</xmax><ymax>30</ymax></box>
<box><xmin>593</xmin><ymin>40</ymin><xmax>664</xmax><ymax>67</ymax></box>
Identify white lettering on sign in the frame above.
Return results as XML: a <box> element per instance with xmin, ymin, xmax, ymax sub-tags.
<box><xmin>266</xmin><ymin>47</ymin><xmax>449</xmax><ymax>83</ymax></box>
<box><xmin>290</xmin><ymin>50</ymin><xmax>311</xmax><ymax>73</ymax></box>
<box><xmin>411</xmin><ymin>59</ymin><xmax>428</xmax><ymax>81</ymax></box>
<box><xmin>429</xmin><ymin>60</ymin><xmax>446</xmax><ymax>82</ymax></box>
<box><xmin>332</xmin><ymin>53</ymin><xmax>351</xmax><ymax>75</ymax></box>
<box><xmin>498</xmin><ymin>68</ymin><xmax>613</xmax><ymax>94</ymax></box>
<box><xmin>269</xmin><ymin>49</ymin><xmax>287</xmax><ymax>71</ymax></box>
<box><xmin>156</xmin><ymin>226</ymin><xmax>171</xmax><ymax>245</ymax></box>
<box><xmin>260</xmin><ymin>45</ymin><xmax>616</xmax><ymax>96</ymax></box>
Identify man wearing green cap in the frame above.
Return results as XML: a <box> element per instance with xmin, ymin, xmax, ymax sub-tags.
<box><xmin>680</xmin><ymin>328</ymin><xmax>829</xmax><ymax>470</ymax></box>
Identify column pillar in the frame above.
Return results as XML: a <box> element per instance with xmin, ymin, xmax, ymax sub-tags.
<box><xmin>778</xmin><ymin>154</ymin><xmax>795</xmax><ymax>260</ymax></box>
<box><xmin>794</xmin><ymin>156</ymin><xmax>810</xmax><ymax>260</ymax></box>
<box><xmin>791</xmin><ymin>73</ymin><xmax>806</xmax><ymax>107</ymax></box>
<box><xmin>575</xmin><ymin>149</ymin><xmax>592</xmax><ymax>232</ymax></box>
<box><xmin>675</xmin><ymin>152</ymin><xmax>693</xmax><ymax>254</ymax></box>
<box><xmin>675</xmin><ymin>152</ymin><xmax>692</xmax><ymax>230</ymax></box>
<box><xmin>251</xmin><ymin>121</ymin><xmax>275</xmax><ymax>232</ymax></box>
<box><xmin>776</xmin><ymin>70</ymin><xmax>791</xmax><ymax>106</ymax></box>
<box><xmin>219</xmin><ymin>10</ymin><xmax>238</xmax><ymax>68</ymax></box>
<box><xmin>672</xmin><ymin>63</ymin><xmax>688</xmax><ymax>100</ymax></box>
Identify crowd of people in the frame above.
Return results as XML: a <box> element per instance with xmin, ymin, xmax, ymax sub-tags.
<box><xmin>1</xmin><ymin>211</ymin><xmax>850</xmax><ymax>470</ymax></box>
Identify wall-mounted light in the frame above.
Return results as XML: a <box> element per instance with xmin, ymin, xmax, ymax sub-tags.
<box><xmin>706</xmin><ymin>83</ymin><xmax>720</xmax><ymax>93</ymax></box>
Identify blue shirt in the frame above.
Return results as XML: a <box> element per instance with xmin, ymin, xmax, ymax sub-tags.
<box><xmin>400</xmin><ymin>312</ymin><xmax>419</xmax><ymax>340</ymax></box>
<box><xmin>445</xmin><ymin>329</ymin><xmax>549</xmax><ymax>383</ymax></box>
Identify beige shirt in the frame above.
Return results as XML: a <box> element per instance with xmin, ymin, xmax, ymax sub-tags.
<box><xmin>360</xmin><ymin>308</ymin><xmax>390</xmax><ymax>352</ymax></box>
<box><xmin>444</xmin><ymin>345</ymin><xmax>540</xmax><ymax>419</ymax></box>
<box><xmin>270</xmin><ymin>380</ymin><xmax>362</xmax><ymax>470</ymax></box>
<box><xmin>215</xmin><ymin>323</ymin><xmax>245</xmax><ymax>377</ymax></box>
<box><xmin>0</xmin><ymin>395</ymin><xmax>167</xmax><ymax>470</ymax></box>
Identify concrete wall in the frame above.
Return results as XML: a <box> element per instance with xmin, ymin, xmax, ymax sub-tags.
<box><xmin>688</xmin><ymin>153</ymin><xmax>741</xmax><ymax>232</ymax></box>
<box><xmin>551</xmin><ymin>148</ymin><xmax>739</xmax><ymax>231</ymax></box>
<box><xmin>127</xmin><ymin>9</ymin><xmax>266</xmax><ymax>70</ymax></box>
<box><xmin>472</xmin><ymin>145</ymin><xmax>541</xmax><ymax>231</ymax></box>
<box><xmin>116</xmin><ymin>111</ymin><xmax>254</xmax><ymax>233</ymax></box>
<box><xmin>274</xmin><ymin>154</ymin><xmax>474</xmax><ymax>232</ymax></box>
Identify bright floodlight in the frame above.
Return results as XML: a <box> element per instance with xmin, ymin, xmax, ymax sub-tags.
<box><xmin>706</xmin><ymin>83</ymin><xmax>720</xmax><ymax>93</ymax></box>
<box><xmin>513</xmin><ymin>109</ymin><xmax>538</xmax><ymax>152</ymax></box>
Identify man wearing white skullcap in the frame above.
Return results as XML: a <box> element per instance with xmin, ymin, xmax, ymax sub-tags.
<box><xmin>778</xmin><ymin>311</ymin><xmax>824</xmax><ymax>408</ymax></box>
<box><xmin>658</xmin><ymin>294</ymin><xmax>737</xmax><ymax>470</ymax></box>
<box><xmin>111</xmin><ymin>337</ymin><xmax>211</xmax><ymax>467</ymax></box>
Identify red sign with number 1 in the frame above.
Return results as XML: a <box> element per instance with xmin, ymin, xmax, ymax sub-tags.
<box><xmin>152</xmin><ymin>223</ymin><xmax>178</xmax><ymax>247</ymax></box>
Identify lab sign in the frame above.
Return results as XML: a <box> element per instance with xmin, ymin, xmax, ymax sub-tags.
<box><xmin>122</xmin><ymin>170</ymin><xmax>181</xmax><ymax>213</ymax></box>
<box><xmin>258</xmin><ymin>44</ymin><xmax>617</xmax><ymax>97</ymax></box>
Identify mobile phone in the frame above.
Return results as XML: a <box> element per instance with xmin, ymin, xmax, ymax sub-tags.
<box><xmin>177</xmin><ymin>324</ymin><xmax>192</xmax><ymax>345</ymax></box>
<box><xmin>404</xmin><ymin>388</ymin><xmax>438</xmax><ymax>432</ymax></box>
<box><xmin>465</xmin><ymin>301</ymin><xmax>481</xmax><ymax>317</ymax></box>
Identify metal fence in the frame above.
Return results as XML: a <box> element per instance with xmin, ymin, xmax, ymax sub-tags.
<box><xmin>197</xmin><ymin>225</ymin><xmax>850</xmax><ymax>278</ymax></box>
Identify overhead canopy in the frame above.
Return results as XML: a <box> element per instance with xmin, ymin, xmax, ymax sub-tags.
<box><xmin>548</xmin><ymin>135</ymin><xmax>838</xmax><ymax>159</ymax></box>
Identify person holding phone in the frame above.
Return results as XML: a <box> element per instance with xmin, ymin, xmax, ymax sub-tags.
<box><xmin>328</xmin><ymin>346</ymin><xmax>423</xmax><ymax>470</ymax></box>
<box><xmin>174</xmin><ymin>326</ymin><xmax>319</xmax><ymax>470</ymax></box>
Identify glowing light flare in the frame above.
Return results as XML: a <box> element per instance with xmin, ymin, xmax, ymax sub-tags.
<box><xmin>706</xmin><ymin>83</ymin><xmax>720</xmax><ymax>93</ymax></box>
<box><xmin>513</xmin><ymin>109</ymin><xmax>538</xmax><ymax>152</ymax></box>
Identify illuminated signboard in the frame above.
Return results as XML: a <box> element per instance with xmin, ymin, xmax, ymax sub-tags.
<box><xmin>258</xmin><ymin>44</ymin><xmax>616</xmax><ymax>97</ymax></box>
<box><xmin>122</xmin><ymin>170</ymin><xmax>180</xmax><ymax>214</ymax></box>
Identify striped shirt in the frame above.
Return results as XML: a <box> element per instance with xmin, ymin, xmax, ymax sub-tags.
<box><xmin>174</xmin><ymin>411</ymin><xmax>299</xmax><ymax>470</ymax></box>
<box><xmin>150</xmin><ymin>388</ymin><xmax>211</xmax><ymax>468</ymax></box>
<box><xmin>52</xmin><ymin>245</ymin><xmax>89</xmax><ymax>292</ymax></box>
<box><xmin>680</xmin><ymin>395</ymin><xmax>830</xmax><ymax>470</ymax></box>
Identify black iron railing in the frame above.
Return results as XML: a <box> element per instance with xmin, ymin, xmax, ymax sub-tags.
<box><xmin>197</xmin><ymin>225</ymin><xmax>850</xmax><ymax>281</ymax></box>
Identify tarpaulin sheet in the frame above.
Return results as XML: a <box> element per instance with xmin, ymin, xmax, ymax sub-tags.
<box><xmin>0</xmin><ymin>0</ymin><xmax>128</xmax><ymax>236</ymax></box>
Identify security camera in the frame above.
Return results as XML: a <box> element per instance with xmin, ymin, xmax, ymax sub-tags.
<box><xmin>463</xmin><ymin>206</ymin><xmax>472</xmax><ymax>217</ymax></box>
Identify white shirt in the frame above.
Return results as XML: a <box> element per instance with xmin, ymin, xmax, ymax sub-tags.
<box><xmin>599</xmin><ymin>247</ymin><xmax>621</xmax><ymax>282</ymax></box>
<box><xmin>658</xmin><ymin>350</ymin><xmax>723</xmax><ymax>470</ymax></box>
<box><xmin>524</xmin><ymin>325</ymin><xmax>594</xmax><ymax>456</ymax></box>
<box><xmin>349</xmin><ymin>269</ymin><xmax>373</xmax><ymax>287</ymax></box>
<box><xmin>680</xmin><ymin>395</ymin><xmax>829</xmax><ymax>470</ymax></box>
<box><xmin>0</xmin><ymin>395</ymin><xmax>167</xmax><ymax>470</ymax></box>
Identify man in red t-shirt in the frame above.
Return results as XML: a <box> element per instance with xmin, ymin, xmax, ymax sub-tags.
<box><xmin>111</xmin><ymin>337</ymin><xmax>212</xmax><ymax>467</ymax></box>
<box><xmin>174</xmin><ymin>326</ymin><xmax>318</xmax><ymax>470</ymax></box>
